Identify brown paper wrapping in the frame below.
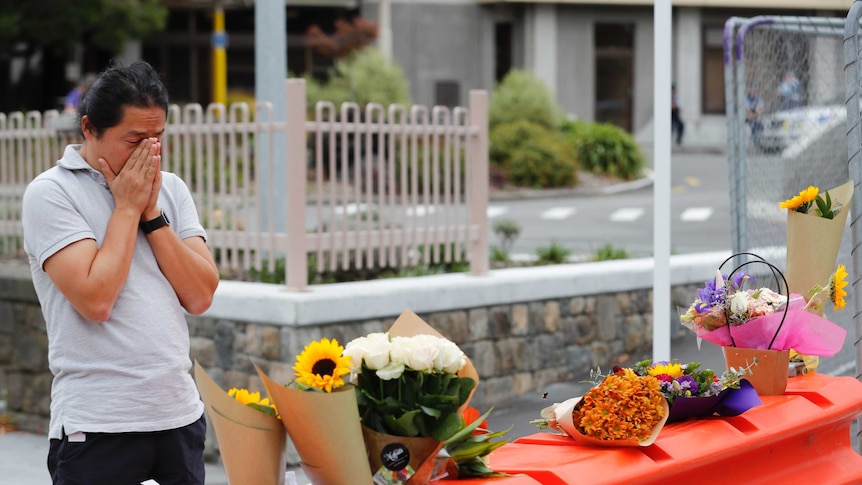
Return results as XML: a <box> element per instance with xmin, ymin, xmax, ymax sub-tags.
<box><xmin>194</xmin><ymin>362</ymin><xmax>287</xmax><ymax>485</ymax></box>
<box><xmin>388</xmin><ymin>309</ymin><xmax>480</xmax><ymax>407</ymax></box>
<box><xmin>784</xmin><ymin>180</ymin><xmax>853</xmax><ymax>301</ymax></box>
<box><xmin>784</xmin><ymin>180</ymin><xmax>852</xmax><ymax>373</ymax></box>
<box><xmin>255</xmin><ymin>363</ymin><xmax>373</xmax><ymax>485</ymax></box>
<box><xmin>542</xmin><ymin>397</ymin><xmax>669</xmax><ymax>447</ymax></box>
<box><xmin>723</xmin><ymin>347</ymin><xmax>790</xmax><ymax>395</ymax></box>
<box><xmin>355</xmin><ymin>309</ymin><xmax>478</xmax><ymax>483</ymax></box>
<box><xmin>362</xmin><ymin>425</ymin><xmax>445</xmax><ymax>485</ymax></box>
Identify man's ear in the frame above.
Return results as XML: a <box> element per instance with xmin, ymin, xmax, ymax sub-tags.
<box><xmin>80</xmin><ymin>115</ymin><xmax>95</xmax><ymax>140</ymax></box>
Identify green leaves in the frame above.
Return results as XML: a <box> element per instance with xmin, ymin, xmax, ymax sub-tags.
<box><xmin>814</xmin><ymin>190</ymin><xmax>836</xmax><ymax>219</ymax></box>
<box><xmin>0</xmin><ymin>0</ymin><xmax>167</xmax><ymax>55</ymax></box>
<box><xmin>355</xmin><ymin>363</ymin><xmax>476</xmax><ymax>440</ymax></box>
<box><xmin>443</xmin><ymin>407</ymin><xmax>512</xmax><ymax>478</ymax></box>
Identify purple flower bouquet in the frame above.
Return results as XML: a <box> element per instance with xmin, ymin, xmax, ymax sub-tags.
<box><xmin>632</xmin><ymin>360</ymin><xmax>762</xmax><ymax>423</ymax></box>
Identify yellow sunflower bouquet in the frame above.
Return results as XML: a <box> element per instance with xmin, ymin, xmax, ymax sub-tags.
<box><xmin>255</xmin><ymin>338</ymin><xmax>373</xmax><ymax>485</ymax></box>
<box><xmin>194</xmin><ymin>361</ymin><xmax>287</xmax><ymax>485</ymax></box>
<box><xmin>780</xmin><ymin>180</ymin><xmax>853</xmax><ymax>371</ymax></box>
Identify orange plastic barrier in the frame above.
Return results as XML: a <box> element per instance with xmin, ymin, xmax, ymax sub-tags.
<box><xmin>443</xmin><ymin>374</ymin><xmax>862</xmax><ymax>485</ymax></box>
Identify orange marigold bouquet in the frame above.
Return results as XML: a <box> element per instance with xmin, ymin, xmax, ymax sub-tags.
<box><xmin>532</xmin><ymin>367</ymin><xmax>668</xmax><ymax>447</ymax></box>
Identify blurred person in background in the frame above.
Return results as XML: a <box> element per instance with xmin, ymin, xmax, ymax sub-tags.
<box><xmin>671</xmin><ymin>83</ymin><xmax>684</xmax><ymax>145</ymax></box>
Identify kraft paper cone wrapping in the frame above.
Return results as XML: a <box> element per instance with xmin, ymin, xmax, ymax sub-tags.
<box><xmin>542</xmin><ymin>397</ymin><xmax>669</xmax><ymax>447</ymax></box>
<box><xmin>388</xmin><ymin>309</ymin><xmax>480</xmax><ymax>406</ymax></box>
<box><xmin>784</xmin><ymin>180</ymin><xmax>853</xmax><ymax>301</ymax></box>
<box><xmin>362</xmin><ymin>425</ymin><xmax>445</xmax><ymax>485</ymax></box>
<box><xmin>194</xmin><ymin>362</ymin><xmax>287</xmax><ymax>485</ymax></box>
<box><xmin>255</xmin><ymin>364</ymin><xmax>373</xmax><ymax>485</ymax></box>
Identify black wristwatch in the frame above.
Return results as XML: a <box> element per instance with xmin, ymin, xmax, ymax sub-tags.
<box><xmin>140</xmin><ymin>210</ymin><xmax>170</xmax><ymax>234</ymax></box>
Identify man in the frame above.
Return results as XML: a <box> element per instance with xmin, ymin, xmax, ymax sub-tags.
<box><xmin>745</xmin><ymin>83</ymin><xmax>764</xmax><ymax>140</ymax></box>
<box><xmin>22</xmin><ymin>61</ymin><xmax>219</xmax><ymax>484</ymax></box>
<box><xmin>671</xmin><ymin>83</ymin><xmax>684</xmax><ymax>146</ymax></box>
<box><xmin>778</xmin><ymin>71</ymin><xmax>803</xmax><ymax>110</ymax></box>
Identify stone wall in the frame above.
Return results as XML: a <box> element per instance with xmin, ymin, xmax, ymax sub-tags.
<box><xmin>0</xmin><ymin>253</ymin><xmax>727</xmax><ymax>436</ymax></box>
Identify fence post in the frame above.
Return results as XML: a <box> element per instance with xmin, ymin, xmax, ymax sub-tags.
<box><xmin>285</xmin><ymin>79</ymin><xmax>308</xmax><ymax>291</ymax></box>
<box><xmin>843</xmin><ymin>0</ymin><xmax>862</xmax><ymax>453</ymax></box>
<box><xmin>468</xmin><ymin>90</ymin><xmax>489</xmax><ymax>275</ymax></box>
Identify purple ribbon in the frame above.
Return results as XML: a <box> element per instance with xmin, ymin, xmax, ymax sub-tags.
<box><xmin>667</xmin><ymin>379</ymin><xmax>762</xmax><ymax>423</ymax></box>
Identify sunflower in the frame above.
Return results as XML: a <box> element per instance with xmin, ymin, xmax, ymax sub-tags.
<box><xmin>798</xmin><ymin>186</ymin><xmax>819</xmax><ymax>203</ymax></box>
<box><xmin>780</xmin><ymin>186</ymin><xmax>818</xmax><ymax>212</ymax></box>
<box><xmin>779</xmin><ymin>195</ymin><xmax>803</xmax><ymax>210</ymax></box>
<box><xmin>228</xmin><ymin>388</ymin><xmax>277</xmax><ymax>416</ymax></box>
<box><xmin>830</xmin><ymin>265</ymin><xmax>848</xmax><ymax>311</ymax></box>
<box><xmin>647</xmin><ymin>361</ymin><xmax>684</xmax><ymax>379</ymax></box>
<box><xmin>293</xmin><ymin>337</ymin><xmax>353</xmax><ymax>392</ymax></box>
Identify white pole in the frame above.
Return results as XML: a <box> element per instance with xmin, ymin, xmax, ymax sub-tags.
<box><xmin>255</xmin><ymin>0</ymin><xmax>287</xmax><ymax>232</ymax></box>
<box><xmin>653</xmin><ymin>0</ymin><xmax>672</xmax><ymax>363</ymax></box>
<box><xmin>379</xmin><ymin>0</ymin><xmax>393</xmax><ymax>59</ymax></box>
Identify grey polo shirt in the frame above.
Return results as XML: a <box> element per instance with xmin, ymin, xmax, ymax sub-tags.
<box><xmin>22</xmin><ymin>145</ymin><xmax>206</xmax><ymax>439</ymax></box>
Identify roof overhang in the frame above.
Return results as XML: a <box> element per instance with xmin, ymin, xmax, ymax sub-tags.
<box><xmin>475</xmin><ymin>0</ymin><xmax>851</xmax><ymax>10</ymax></box>
<box><xmin>161</xmin><ymin>0</ymin><xmax>359</xmax><ymax>8</ymax></box>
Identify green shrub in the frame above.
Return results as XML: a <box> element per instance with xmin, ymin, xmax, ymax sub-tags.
<box><xmin>490</xmin><ymin>120</ymin><xmax>578</xmax><ymax>188</ymax></box>
<box><xmin>591</xmin><ymin>243</ymin><xmax>630</xmax><ymax>261</ymax></box>
<box><xmin>562</xmin><ymin>120</ymin><xmax>645</xmax><ymax>181</ymax></box>
<box><xmin>321</xmin><ymin>47</ymin><xmax>411</xmax><ymax>109</ymax></box>
<box><xmin>535</xmin><ymin>241</ymin><xmax>571</xmax><ymax>265</ymax></box>
<box><xmin>489</xmin><ymin>70</ymin><xmax>564</xmax><ymax>130</ymax></box>
<box><xmin>489</xmin><ymin>245</ymin><xmax>509</xmax><ymax>264</ymax></box>
<box><xmin>492</xmin><ymin>218</ymin><xmax>522</xmax><ymax>253</ymax></box>
<box><xmin>490</xmin><ymin>120</ymin><xmax>548</xmax><ymax>167</ymax></box>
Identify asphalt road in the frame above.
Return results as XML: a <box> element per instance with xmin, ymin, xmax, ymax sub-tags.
<box><xmin>494</xmin><ymin>148</ymin><xmax>732</xmax><ymax>260</ymax></box>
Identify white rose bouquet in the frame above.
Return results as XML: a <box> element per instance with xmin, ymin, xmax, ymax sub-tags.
<box><xmin>344</xmin><ymin>331</ymin><xmax>475</xmax><ymax>440</ymax></box>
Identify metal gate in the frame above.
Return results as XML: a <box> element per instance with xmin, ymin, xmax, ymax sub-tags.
<box><xmin>724</xmin><ymin>16</ymin><xmax>856</xmax><ymax>377</ymax></box>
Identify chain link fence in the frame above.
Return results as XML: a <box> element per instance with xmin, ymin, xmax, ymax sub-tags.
<box><xmin>724</xmin><ymin>16</ymin><xmax>855</xmax><ymax>378</ymax></box>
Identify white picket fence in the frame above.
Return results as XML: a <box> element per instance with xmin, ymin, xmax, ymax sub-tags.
<box><xmin>0</xmin><ymin>79</ymin><xmax>489</xmax><ymax>290</ymax></box>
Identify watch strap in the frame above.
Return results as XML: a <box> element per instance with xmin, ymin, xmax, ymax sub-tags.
<box><xmin>140</xmin><ymin>211</ymin><xmax>170</xmax><ymax>234</ymax></box>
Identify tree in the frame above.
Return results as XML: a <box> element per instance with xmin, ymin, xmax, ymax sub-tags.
<box><xmin>0</xmin><ymin>0</ymin><xmax>168</xmax><ymax>56</ymax></box>
<box><xmin>304</xmin><ymin>16</ymin><xmax>378</xmax><ymax>59</ymax></box>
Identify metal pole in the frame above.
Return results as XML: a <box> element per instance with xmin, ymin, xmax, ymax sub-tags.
<box><xmin>843</xmin><ymin>0</ymin><xmax>862</xmax><ymax>452</ymax></box>
<box><xmin>286</xmin><ymin>79</ymin><xmax>308</xmax><ymax>291</ymax></box>
<box><xmin>255</xmin><ymin>0</ymin><xmax>287</xmax><ymax>233</ymax></box>
<box><xmin>378</xmin><ymin>0</ymin><xmax>393</xmax><ymax>59</ymax></box>
<box><xmin>652</xmin><ymin>0</ymin><xmax>672</xmax><ymax>363</ymax></box>
<box><xmin>212</xmin><ymin>2</ymin><xmax>227</xmax><ymax>106</ymax></box>
<box><xmin>468</xmin><ymin>90</ymin><xmax>489</xmax><ymax>276</ymax></box>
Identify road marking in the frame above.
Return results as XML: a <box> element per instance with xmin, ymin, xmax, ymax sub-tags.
<box><xmin>685</xmin><ymin>176</ymin><xmax>701</xmax><ymax>187</ymax></box>
<box><xmin>541</xmin><ymin>207</ymin><xmax>576</xmax><ymax>220</ymax></box>
<box><xmin>405</xmin><ymin>205</ymin><xmax>436</xmax><ymax>217</ymax></box>
<box><xmin>609</xmin><ymin>207</ymin><xmax>644</xmax><ymax>222</ymax></box>
<box><xmin>333</xmin><ymin>203</ymin><xmax>369</xmax><ymax>216</ymax></box>
<box><xmin>680</xmin><ymin>207</ymin><xmax>713</xmax><ymax>222</ymax></box>
<box><xmin>487</xmin><ymin>206</ymin><xmax>508</xmax><ymax>218</ymax></box>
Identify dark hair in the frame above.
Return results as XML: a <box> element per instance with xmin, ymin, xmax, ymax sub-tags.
<box><xmin>78</xmin><ymin>61</ymin><xmax>169</xmax><ymax>137</ymax></box>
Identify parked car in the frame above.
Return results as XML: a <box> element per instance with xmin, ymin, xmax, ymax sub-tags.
<box><xmin>751</xmin><ymin>105</ymin><xmax>845</xmax><ymax>154</ymax></box>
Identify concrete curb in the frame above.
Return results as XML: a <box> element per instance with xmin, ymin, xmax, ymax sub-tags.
<box><xmin>489</xmin><ymin>168</ymin><xmax>655</xmax><ymax>202</ymax></box>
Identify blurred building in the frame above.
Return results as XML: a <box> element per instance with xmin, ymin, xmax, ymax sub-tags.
<box><xmin>1</xmin><ymin>0</ymin><xmax>851</xmax><ymax>144</ymax></box>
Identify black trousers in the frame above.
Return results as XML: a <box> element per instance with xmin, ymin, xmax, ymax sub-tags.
<box><xmin>671</xmin><ymin>108</ymin><xmax>684</xmax><ymax>144</ymax></box>
<box><xmin>47</xmin><ymin>413</ymin><xmax>206</xmax><ymax>485</ymax></box>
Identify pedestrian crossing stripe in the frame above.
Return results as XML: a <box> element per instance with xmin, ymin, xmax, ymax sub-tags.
<box><xmin>680</xmin><ymin>207</ymin><xmax>713</xmax><ymax>222</ymax></box>
<box><xmin>541</xmin><ymin>207</ymin><xmax>576</xmax><ymax>220</ymax></box>
<box><xmin>333</xmin><ymin>203</ymin><xmax>370</xmax><ymax>215</ymax></box>
<box><xmin>487</xmin><ymin>206</ymin><xmax>508</xmax><ymax>218</ymax></box>
<box><xmin>609</xmin><ymin>207</ymin><xmax>644</xmax><ymax>222</ymax></box>
<box><xmin>398</xmin><ymin>205</ymin><xmax>716</xmax><ymax>222</ymax></box>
